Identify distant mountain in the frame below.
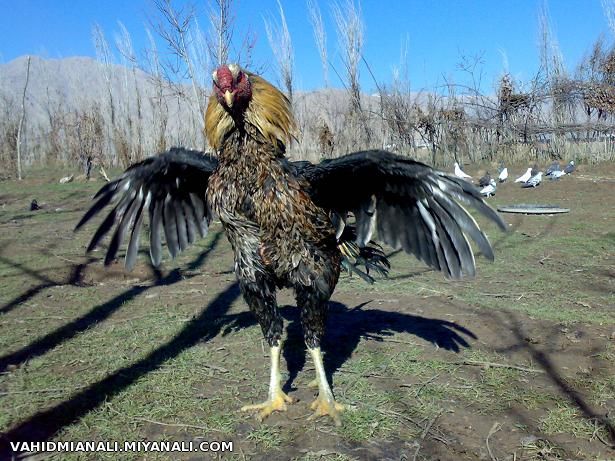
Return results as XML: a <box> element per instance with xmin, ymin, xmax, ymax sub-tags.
<box><xmin>1</xmin><ymin>56</ymin><xmax>148</xmax><ymax>122</ymax></box>
<box><xmin>0</xmin><ymin>55</ymin><xmax>215</xmax><ymax>164</ymax></box>
<box><xmin>0</xmin><ymin>56</ymin><xmax>347</xmax><ymax>163</ymax></box>
<box><xmin>0</xmin><ymin>55</ymin><xmax>411</xmax><ymax>166</ymax></box>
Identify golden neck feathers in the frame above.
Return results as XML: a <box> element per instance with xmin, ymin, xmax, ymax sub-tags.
<box><xmin>205</xmin><ymin>71</ymin><xmax>297</xmax><ymax>152</ymax></box>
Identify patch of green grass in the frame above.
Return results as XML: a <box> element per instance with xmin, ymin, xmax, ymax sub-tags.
<box><xmin>339</xmin><ymin>347</ymin><xmax>392</xmax><ymax>375</ymax></box>
<box><xmin>246</xmin><ymin>425</ymin><xmax>285</xmax><ymax>449</ymax></box>
<box><xmin>419</xmin><ymin>350</ymin><xmax>562</xmax><ymax>414</ymax></box>
<box><xmin>336</xmin><ymin>405</ymin><xmax>397</xmax><ymax>442</ymax></box>
<box><xmin>388</xmin><ymin>351</ymin><xmax>457</xmax><ymax>379</ymax></box>
<box><xmin>330</xmin><ymin>369</ymin><xmax>409</xmax><ymax>441</ymax></box>
<box><xmin>588</xmin><ymin>374</ymin><xmax>615</xmax><ymax>407</ymax></box>
<box><xmin>539</xmin><ymin>405</ymin><xmax>599</xmax><ymax>438</ymax></box>
<box><xmin>204</xmin><ymin>412</ymin><xmax>237</xmax><ymax>433</ymax></box>
<box><xmin>570</xmin><ymin>371</ymin><xmax>615</xmax><ymax>408</ymax></box>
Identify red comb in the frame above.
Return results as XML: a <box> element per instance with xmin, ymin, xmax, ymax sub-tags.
<box><xmin>215</xmin><ymin>65</ymin><xmax>234</xmax><ymax>89</ymax></box>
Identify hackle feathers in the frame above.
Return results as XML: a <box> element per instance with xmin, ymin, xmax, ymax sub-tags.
<box><xmin>205</xmin><ymin>71</ymin><xmax>298</xmax><ymax>151</ymax></box>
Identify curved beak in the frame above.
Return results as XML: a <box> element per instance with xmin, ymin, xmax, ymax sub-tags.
<box><xmin>224</xmin><ymin>90</ymin><xmax>235</xmax><ymax>108</ymax></box>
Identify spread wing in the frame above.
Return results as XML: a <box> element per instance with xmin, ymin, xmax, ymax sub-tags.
<box><xmin>294</xmin><ymin>150</ymin><xmax>507</xmax><ymax>280</ymax></box>
<box><xmin>75</xmin><ymin>147</ymin><xmax>217</xmax><ymax>270</ymax></box>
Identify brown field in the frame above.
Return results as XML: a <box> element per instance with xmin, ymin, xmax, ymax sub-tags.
<box><xmin>0</xmin><ymin>162</ymin><xmax>614</xmax><ymax>460</ymax></box>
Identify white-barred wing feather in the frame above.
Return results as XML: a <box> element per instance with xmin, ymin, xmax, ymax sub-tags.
<box><xmin>75</xmin><ymin>147</ymin><xmax>217</xmax><ymax>270</ymax></box>
<box><xmin>293</xmin><ymin>150</ymin><xmax>507</xmax><ymax>280</ymax></box>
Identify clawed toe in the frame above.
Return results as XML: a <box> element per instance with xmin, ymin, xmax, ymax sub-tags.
<box><xmin>308</xmin><ymin>397</ymin><xmax>344</xmax><ymax>426</ymax></box>
<box><xmin>241</xmin><ymin>392</ymin><xmax>294</xmax><ymax>421</ymax></box>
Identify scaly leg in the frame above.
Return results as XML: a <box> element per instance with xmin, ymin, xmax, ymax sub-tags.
<box><xmin>241</xmin><ymin>345</ymin><xmax>294</xmax><ymax>420</ymax></box>
<box><xmin>308</xmin><ymin>346</ymin><xmax>344</xmax><ymax>426</ymax></box>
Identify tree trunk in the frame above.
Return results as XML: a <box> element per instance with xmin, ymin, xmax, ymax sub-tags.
<box><xmin>16</xmin><ymin>56</ymin><xmax>31</xmax><ymax>180</ymax></box>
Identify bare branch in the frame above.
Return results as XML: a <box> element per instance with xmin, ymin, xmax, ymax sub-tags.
<box><xmin>16</xmin><ymin>55</ymin><xmax>31</xmax><ymax>180</ymax></box>
<box><xmin>92</xmin><ymin>23</ymin><xmax>116</xmax><ymax>128</ymax></box>
<box><xmin>153</xmin><ymin>0</ymin><xmax>209</xmax><ymax>146</ymax></box>
<box><xmin>307</xmin><ymin>0</ymin><xmax>328</xmax><ymax>86</ymax></box>
<box><xmin>264</xmin><ymin>0</ymin><xmax>294</xmax><ymax>103</ymax></box>
<box><xmin>602</xmin><ymin>0</ymin><xmax>615</xmax><ymax>35</ymax></box>
<box><xmin>332</xmin><ymin>0</ymin><xmax>364</xmax><ymax>113</ymax></box>
<box><xmin>207</xmin><ymin>0</ymin><xmax>234</xmax><ymax>67</ymax></box>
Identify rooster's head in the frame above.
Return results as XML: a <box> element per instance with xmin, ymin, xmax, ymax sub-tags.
<box><xmin>205</xmin><ymin>64</ymin><xmax>297</xmax><ymax>151</ymax></box>
<box><xmin>212</xmin><ymin>63</ymin><xmax>252</xmax><ymax>114</ymax></box>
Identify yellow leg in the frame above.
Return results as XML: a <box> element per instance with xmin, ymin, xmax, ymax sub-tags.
<box><xmin>307</xmin><ymin>347</ymin><xmax>344</xmax><ymax>426</ymax></box>
<box><xmin>241</xmin><ymin>345</ymin><xmax>294</xmax><ymax>421</ymax></box>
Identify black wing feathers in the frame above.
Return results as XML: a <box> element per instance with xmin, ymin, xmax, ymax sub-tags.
<box><xmin>78</xmin><ymin>146</ymin><xmax>503</xmax><ymax>280</ymax></box>
<box><xmin>75</xmin><ymin>147</ymin><xmax>217</xmax><ymax>270</ymax></box>
<box><xmin>150</xmin><ymin>200</ymin><xmax>164</xmax><ymax>267</ymax></box>
<box><xmin>295</xmin><ymin>150</ymin><xmax>506</xmax><ymax>280</ymax></box>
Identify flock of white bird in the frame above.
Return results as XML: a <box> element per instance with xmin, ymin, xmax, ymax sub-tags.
<box><xmin>453</xmin><ymin>160</ymin><xmax>576</xmax><ymax>197</ymax></box>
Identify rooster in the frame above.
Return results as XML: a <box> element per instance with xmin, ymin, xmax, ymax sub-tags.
<box><xmin>76</xmin><ymin>64</ymin><xmax>507</xmax><ymax>426</ymax></box>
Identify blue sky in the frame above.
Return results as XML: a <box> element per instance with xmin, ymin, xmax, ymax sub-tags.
<box><xmin>0</xmin><ymin>0</ymin><xmax>611</xmax><ymax>93</ymax></box>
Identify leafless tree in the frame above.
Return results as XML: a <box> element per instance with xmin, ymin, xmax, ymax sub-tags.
<box><xmin>602</xmin><ymin>0</ymin><xmax>615</xmax><ymax>34</ymax></box>
<box><xmin>332</xmin><ymin>0</ymin><xmax>363</xmax><ymax>115</ymax></box>
<box><xmin>44</xmin><ymin>86</ymin><xmax>67</xmax><ymax>164</ymax></box>
<box><xmin>145</xmin><ymin>28</ymin><xmax>170</xmax><ymax>153</ymax></box>
<box><xmin>66</xmin><ymin>107</ymin><xmax>104</xmax><ymax>178</ymax></box>
<box><xmin>331</xmin><ymin>0</ymin><xmax>373</xmax><ymax>149</ymax></box>
<box><xmin>265</xmin><ymin>0</ymin><xmax>294</xmax><ymax>104</ymax></box>
<box><xmin>93</xmin><ymin>24</ymin><xmax>116</xmax><ymax>127</ymax></box>
<box><xmin>0</xmin><ymin>93</ymin><xmax>18</xmax><ymax>178</ymax></box>
<box><xmin>15</xmin><ymin>56</ymin><xmax>32</xmax><ymax>180</ymax></box>
<box><xmin>236</xmin><ymin>28</ymin><xmax>260</xmax><ymax>71</ymax></box>
<box><xmin>154</xmin><ymin>0</ymin><xmax>209</xmax><ymax>147</ymax></box>
<box><xmin>380</xmin><ymin>40</ymin><xmax>423</xmax><ymax>157</ymax></box>
<box><xmin>538</xmin><ymin>2</ymin><xmax>568</xmax><ymax>156</ymax></box>
<box><xmin>307</xmin><ymin>0</ymin><xmax>328</xmax><ymax>87</ymax></box>
<box><xmin>116</xmin><ymin>21</ymin><xmax>145</xmax><ymax>162</ymax></box>
<box><xmin>207</xmin><ymin>0</ymin><xmax>234</xmax><ymax>67</ymax></box>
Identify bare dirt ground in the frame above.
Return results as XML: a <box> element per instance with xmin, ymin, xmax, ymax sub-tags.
<box><xmin>0</xmin><ymin>162</ymin><xmax>614</xmax><ymax>460</ymax></box>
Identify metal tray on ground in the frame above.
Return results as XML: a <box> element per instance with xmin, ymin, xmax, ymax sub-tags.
<box><xmin>497</xmin><ymin>204</ymin><xmax>570</xmax><ymax>214</ymax></box>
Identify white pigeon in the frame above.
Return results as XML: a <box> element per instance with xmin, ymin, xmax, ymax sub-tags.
<box><xmin>498</xmin><ymin>167</ymin><xmax>508</xmax><ymax>183</ymax></box>
<box><xmin>454</xmin><ymin>162</ymin><xmax>473</xmax><ymax>180</ymax></box>
<box><xmin>522</xmin><ymin>171</ymin><xmax>543</xmax><ymax>188</ymax></box>
<box><xmin>515</xmin><ymin>167</ymin><xmax>532</xmax><ymax>183</ymax></box>
<box><xmin>480</xmin><ymin>178</ymin><xmax>497</xmax><ymax>197</ymax></box>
